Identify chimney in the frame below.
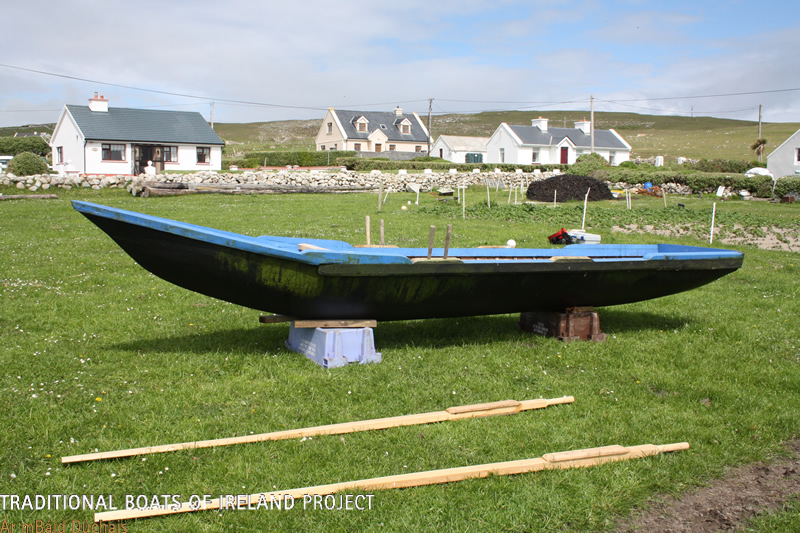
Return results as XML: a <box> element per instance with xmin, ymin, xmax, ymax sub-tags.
<box><xmin>574</xmin><ymin>119</ymin><xmax>591</xmax><ymax>134</ymax></box>
<box><xmin>394</xmin><ymin>106</ymin><xmax>403</xmax><ymax>116</ymax></box>
<box><xmin>531</xmin><ymin>117</ymin><xmax>548</xmax><ymax>132</ymax></box>
<box><xmin>88</xmin><ymin>93</ymin><xmax>109</xmax><ymax>112</ymax></box>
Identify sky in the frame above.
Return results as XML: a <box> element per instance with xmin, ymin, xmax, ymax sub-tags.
<box><xmin>2</xmin><ymin>0</ymin><xmax>800</xmax><ymax>128</ymax></box>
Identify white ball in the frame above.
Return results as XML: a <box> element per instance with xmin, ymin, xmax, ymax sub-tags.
<box><xmin>506</xmin><ymin>239</ymin><xmax>516</xmax><ymax>248</ymax></box>
<box><xmin>401</xmin><ymin>205</ymin><xmax>408</xmax><ymax>210</ymax></box>
<box><xmin>407</xmin><ymin>201</ymin><xmax>411</xmax><ymax>205</ymax></box>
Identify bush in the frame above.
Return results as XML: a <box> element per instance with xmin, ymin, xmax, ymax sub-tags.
<box><xmin>7</xmin><ymin>152</ymin><xmax>49</xmax><ymax>176</ymax></box>
<box><xmin>569</xmin><ymin>153</ymin><xmax>609</xmax><ymax>176</ymax></box>
<box><xmin>617</xmin><ymin>161</ymin><xmax>637</xmax><ymax>169</ymax></box>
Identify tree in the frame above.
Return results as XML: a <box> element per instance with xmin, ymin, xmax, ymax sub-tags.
<box><xmin>750</xmin><ymin>138</ymin><xmax>767</xmax><ymax>162</ymax></box>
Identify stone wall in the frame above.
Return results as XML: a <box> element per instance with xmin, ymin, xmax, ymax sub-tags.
<box><xmin>1</xmin><ymin>169</ymin><xmax>554</xmax><ymax>195</ymax></box>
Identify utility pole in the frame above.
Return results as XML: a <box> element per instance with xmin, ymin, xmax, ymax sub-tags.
<box><xmin>758</xmin><ymin>104</ymin><xmax>763</xmax><ymax>162</ymax></box>
<box><xmin>427</xmin><ymin>98</ymin><xmax>433</xmax><ymax>155</ymax></box>
<box><xmin>590</xmin><ymin>95</ymin><xmax>595</xmax><ymax>154</ymax></box>
<box><xmin>210</xmin><ymin>102</ymin><xmax>215</xmax><ymax>129</ymax></box>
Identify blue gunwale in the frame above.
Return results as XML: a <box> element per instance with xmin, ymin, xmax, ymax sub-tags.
<box><xmin>71</xmin><ymin>201</ymin><xmax>742</xmax><ymax>265</ymax></box>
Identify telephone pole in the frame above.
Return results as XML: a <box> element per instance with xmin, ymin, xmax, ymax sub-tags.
<box><xmin>590</xmin><ymin>95</ymin><xmax>595</xmax><ymax>154</ymax></box>
<box><xmin>427</xmin><ymin>98</ymin><xmax>433</xmax><ymax>154</ymax></box>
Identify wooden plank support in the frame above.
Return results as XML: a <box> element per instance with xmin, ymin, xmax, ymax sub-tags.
<box><xmin>258</xmin><ymin>316</ymin><xmax>376</xmax><ymax>328</ymax></box>
<box><xmin>258</xmin><ymin>315</ymin><xmax>294</xmax><ymax>324</ymax></box>
<box><xmin>94</xmin><ymin>440</ymin><xmax>688</xmax><ymax>522</ymax></box>
<box><xmin>62</xmin><ymin>397</ymin><xmax>573</xmax><ymax>465</ymax></box>
<box><xmin>292</xmin><ymin>319</ymin><xmax>377</xmax><ymax>329</ymax></box>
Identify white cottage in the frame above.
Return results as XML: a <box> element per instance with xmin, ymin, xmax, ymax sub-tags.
<box><xmin>50</xmin><ymin>94</ymin><xmax>224</xmax><ymax>175</ymax></box>
<box><xmin>767</xmin><ymin>129</ymin><xmax>800</xmax><ymax>178</ymax></box>
<box><xmin>486</xmin><ymin>117</ymin><xmax>631</xmax><ymax>166</ymax></box>
<box><xmin>430</xmin><ymin>135</ymin><xmax>490</xmax><ymax>164</ymax></box>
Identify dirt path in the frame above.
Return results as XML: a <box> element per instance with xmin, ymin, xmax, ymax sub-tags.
<box><xmin>617</xmin><ymin>440</ymin><xmax>800</xmax><ymax>532</ymax></box>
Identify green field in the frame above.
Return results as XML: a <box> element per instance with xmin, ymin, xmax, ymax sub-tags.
<box><xmin>1</xmin><ymin>188</ymin><xmax>798</xmax><ymax>532</ymax></box>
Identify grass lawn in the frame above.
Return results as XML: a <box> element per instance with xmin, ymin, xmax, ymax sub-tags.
<box><xmin>1</xmin><ymin>187</ymin><xmax>798</xmax><ymax>532</ymax></box>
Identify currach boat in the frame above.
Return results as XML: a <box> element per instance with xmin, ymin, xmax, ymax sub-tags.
<box><xmin>72</xmin><ymin>201</ymin><xmax>743</xmax><ymax>321</ymax></box>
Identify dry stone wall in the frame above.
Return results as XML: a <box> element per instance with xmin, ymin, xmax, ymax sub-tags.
<box><xmin>1</xmin><ymin>169</ymin><xmax>557</xmax><ymax>195</ymax></box>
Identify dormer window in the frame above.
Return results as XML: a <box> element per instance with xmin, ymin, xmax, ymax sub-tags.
<box><xmin>395</xmin><ymin>117</ymin><xmax>412</xmax><ymax>134</ymax></box>
<box><xmin>354</xmin><ymin>116</ymin><xmax>369</xmax><ymax>133</ymax></box>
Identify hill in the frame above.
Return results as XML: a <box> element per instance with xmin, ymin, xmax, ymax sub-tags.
<box><xmin>214</xmin><ymin>111</ymin><xmax>799</xmax><ymax>162</ymax></box>
<box><xmin>4</xmin><ymin>112</ymin><xmax>798</xmax><ymax>162</ymax></box>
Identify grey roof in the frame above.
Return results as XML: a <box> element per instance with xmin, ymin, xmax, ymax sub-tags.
<box><xmin>333</xmin><ymin>109</ymin><xmax>428</xmax><ymax>143</ymax></box>
<box><xmin>507</xmin><ymin>125</ymin><xmax>628</xmax><ymax>150</ymax></box>
<box><xmin>65</xmin><ymin>105</ymin><xmax>224</xmax><ymax>145</ymax></box>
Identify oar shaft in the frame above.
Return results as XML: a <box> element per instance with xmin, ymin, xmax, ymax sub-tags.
<box><xmin>63</xmin><ymin>397</ymin><xmax>573</xmax><ymax>464</ymax></box>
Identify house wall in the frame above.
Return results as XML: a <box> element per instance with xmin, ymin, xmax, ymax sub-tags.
<box><xmin>768</xmin><ymin>130</ymin><xmax>800</xmax><ymax>178</ymax></box>
<box><xmin>486</xmin><ymin>125</ymin><xmax>521</xmax><ymax>164</ymax></box>
<box><xmin>431</xmin><ymin>138</ymin><xmax>456</xmax><ymax>162</ymax></box>
<box><xmin>315</xmin><ymin>109</ymin><xmax>346</xmax><ymax>151</ymax></box>
<box><xmin>84</xmin><ymin>141</ymin><xmax>134</xmax><ymax>175</ymax></box>
<box><xmin>50</xmin><ymin>110</ymin><xmax>86</xmax><ymax>174</ymax></box>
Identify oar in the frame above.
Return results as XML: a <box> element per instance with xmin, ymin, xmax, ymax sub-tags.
<box><xmin>63</xmin><ymin>397</ymin><xmax>573</xmax><ymax>464</ymax></box>
<box><xmin>95</xmin><ymin>441</ymin><xmax>688</xmax><ymax>522</ymax></box>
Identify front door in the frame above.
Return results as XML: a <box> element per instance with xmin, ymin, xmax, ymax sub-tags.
<box><xmin>133</xmin><ymin>145</ymin><xmax>165</xmax><ymax>175</ymax></box>
<box><xmin>560</xmin><ymin>147</ymin><xmax>569</xmax><ymax>164</ymax></box>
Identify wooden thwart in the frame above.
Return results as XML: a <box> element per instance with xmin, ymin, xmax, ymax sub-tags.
<box><xmin>62</xmin><ymin>397</ymin><xmax>573</xmax><ymax>465</ymax></box>
<box><xmin>94</xmin><ymin>441</ymin><xmax>689</xmax><ymax>522</ymax></box>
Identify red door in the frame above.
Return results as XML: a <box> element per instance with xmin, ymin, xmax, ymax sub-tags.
<box><xmin>560</xmin><ymin>147</ymin><xmax>569</xmax><ymax>164</ymax></box>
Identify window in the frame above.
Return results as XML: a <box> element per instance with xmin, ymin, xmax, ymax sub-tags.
<box><xmin>402</xmin><ymin>124</ymin><xmax>410</xmax><ymax>134</ymax></box>
<box><xmin>354</xmin><ymin>143</ymin><xmax>361</xmax><ymax>151</ymax></box>
<box><xmin>196</xmin><ymin>147</ymin><xmax>211</xmax><ymax>163</ymax></box>
<box><xmin>358</xmin><ymin>123</ymin><xmax>367</xmax><ymax>132</ymax></box>
<box><xmin>56</xmin><ymin>146</ymin><xmax>63</xmax><ymax>164</ymax></box>
<box><xmin>608</xmin><ymin>152</ymin><xmax>616</xmax><ymax>165</ymax></box>
<box><xmin>532</xmin><ymin>150</ymin><xmax>539</xmax><ymax>163</ymax></box>
<box><xmin>327</xmin><ymin>122</ymin><xmax>332</xmax><ymax>134</ymax></box>
<box><xmin>415</xmin><ymin>146</ymin><xmax>422</xmax><ymax>152</ymax></box>
<box><xmin>389</xmin><ymin>145</ymin><xmax>396</xmax><ymax>151</ymax></box>
<box><xmin>499</xmin><ymin>148</ymin><xmax>505</xmax><ymax>163</ymax></box>
<box><xmin>375</xmin><ymin>144</ymin><xmax>382</xmax><ymax>152</ymax></box>
<box><xmin>164</xmin><ymin>146</ymin><xmax>178</xmax><ymax>162</ymax></box>
<box><xmin>796</xmin><ymin>148</ymin><xmax>800</xmax><ymax>162</ymax></box>
<box><xmin>102</xmin><ymin>143</ymin><xmax>125</xmax><ymax>161</ymax></box>
<box><xmin>320</xmin><ymin>145</ymin><xmax>326</xmax><ymax>151</ymax></box>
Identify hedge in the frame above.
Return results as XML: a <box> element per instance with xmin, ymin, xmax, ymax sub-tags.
<box><xmin>774</xmin><ymin>177</ymin><xmax>800</xmax><ymax>197</ymax></box>
<box><xmin>605</xmin><ymin>169</ymin><xmax>773</xmax><ymax>194</ymax></box>
<box><xmin>337</xmin><ymin>158</ymin><xmax>567</xmax><ymax>173</ymax></box>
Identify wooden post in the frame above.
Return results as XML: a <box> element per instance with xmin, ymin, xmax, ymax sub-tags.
<box><xmin>444</xmin><ymin>224</ymin><xmax>452</xmax><ymax>259</ymax></box>
<box><xmin>710</xmin><ymin>202</ymin><xmax>716</xmax><ymax>244</ymax></box>
<box><xmin>94</xmin><ymin>440</ymin><xmax>688</xmax><ymax>522</ymax></box>
<box><xmin>427</xmin><ymin>225</ymin><xmax>436</xmax><ymax>259</ymax></box>
<box><xmin>366</xmin><ymin>215</ymin><xmax>371</xmax><ymax>246</ymax></box>
<box><xmin>380</xmin><ymin>219</ymin><xmax>385</xmax><ymax>246</ymax></box>
<box><xmin>378</xmin><ymin>181</ymin><xmax>383</xmax><ymax>212</ymax></box>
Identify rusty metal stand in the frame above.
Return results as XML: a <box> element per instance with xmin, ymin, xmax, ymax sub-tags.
<box><xmin>518</xmin><ymin>306</ymin><xmax>607</xmax><ymax>342</ymax></box>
